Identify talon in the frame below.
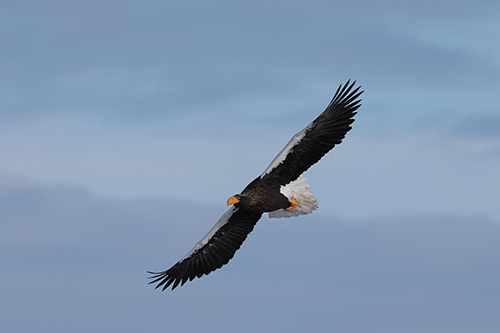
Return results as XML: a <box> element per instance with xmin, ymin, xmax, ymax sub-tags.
<box><xmin>286</xmin><ymin>199</ymin><xmax>298</xmax><ymax>210</ymax></box>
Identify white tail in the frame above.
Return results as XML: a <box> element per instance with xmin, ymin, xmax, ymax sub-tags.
<box><xmin>268</xmin><ymin>174</ymin><xmax>318</xmax><ymax>218</ymax></box>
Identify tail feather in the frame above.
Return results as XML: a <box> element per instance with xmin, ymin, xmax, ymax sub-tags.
<box><xmin>268</xmin><ymin>174</ymin><xmax>318</xmax><ymax>218</ymax></box>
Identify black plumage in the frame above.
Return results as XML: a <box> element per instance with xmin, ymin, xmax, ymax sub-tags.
<box><xmin>149</xmin><ymin>80</ymin><xmax>363</xmax><ymax>291</ymax></box>
<box><xmin>149</xmin><ymin>207</ymin><xmax>262</xmax><ymax>290</ymax></box>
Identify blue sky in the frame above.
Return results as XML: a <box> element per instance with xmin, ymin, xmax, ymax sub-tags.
<box><xmin>2</xmin><ymin>0</ymin><xmax>500</xmax><ymax>219</ymax></box>
<box><xmin>1</xmin><ymin>1</ymin><xmax>500</xmax><ymax>332</ymax></box>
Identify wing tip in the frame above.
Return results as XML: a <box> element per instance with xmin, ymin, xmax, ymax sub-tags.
<box><xmin>332</xmin><ymin>79</ymin><xmax>363</xmax><ymax>107</ymax></box>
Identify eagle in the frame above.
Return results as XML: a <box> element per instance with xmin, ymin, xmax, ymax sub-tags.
<box><xmin>149</xmin><ymin>80</ymin><xmax>363</xmax><ymax>291</ymax></box>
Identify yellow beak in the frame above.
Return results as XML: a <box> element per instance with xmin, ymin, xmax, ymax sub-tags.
<box><xmin>227</xmin><ymin>196</ymin><xmax>240</xmax><ymax>206</ymax></box>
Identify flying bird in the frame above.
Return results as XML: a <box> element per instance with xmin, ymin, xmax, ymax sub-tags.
<box><xmin>149</xmin><ymin>80</ymin><xmax>363</xmax><ymax>291</ymax></box>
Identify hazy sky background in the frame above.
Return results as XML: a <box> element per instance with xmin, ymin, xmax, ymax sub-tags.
<box><xmin>1</xmin><ymin>0</ymin><xmax>500</xmax><ymax>332</ymax></box>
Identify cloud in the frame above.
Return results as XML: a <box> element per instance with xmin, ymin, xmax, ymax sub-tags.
<box><xmin>3</xmin><ymin>2</ymin><xmax>499</xmax><ymax>217</ymax></box>
<box><xmin>1</xmin><ymin>6</ymin><xmax>498</xmax><ymax>332</ymax></box>
<box><xmin>1</xmin><ymin>180</ymin><xmax>500</xmax><ymax>332</ymax></box>
<box><xmin>2</xmin><ymin>0</ymin><xmax>499</xmax><ymax>127</ymax></box>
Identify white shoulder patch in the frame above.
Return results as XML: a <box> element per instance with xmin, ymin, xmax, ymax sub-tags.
<box><xmin>260</xmin><ymin>123</ymin><xmax>312</xmax><ymax>178</ymax></box>
<box><xmin>268</xmin><ymin>174</ymin><xmax>318</xmax><ymax>218</ymax></box>
<box><xmin>180</xmin><ymin>207</ymin><xmax>238</xmax><ymax>262</ymax></box>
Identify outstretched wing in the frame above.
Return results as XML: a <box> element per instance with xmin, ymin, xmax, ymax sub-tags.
<box><xmin>148</xmin><ymin>207</ymin><xmax>263</xmax><ymax>291</ymax></box>
<box><xmin>260</xmin><ymin>80</ymin><xmax>363</xmax><ymax>186</ymax></box>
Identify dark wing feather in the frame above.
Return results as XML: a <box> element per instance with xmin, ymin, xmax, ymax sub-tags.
<box><xmin>148</xmin><ymin>208</ymin><xmax>263</xmax><ymax>291</ymax></box>
<box><xmin>261</xmin><ymin>80</ymin><xmax>363</xmax><ymax>186</ymax></box>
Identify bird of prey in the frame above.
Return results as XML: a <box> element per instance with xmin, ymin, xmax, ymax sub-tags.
<box><xmin>149</xmin><ymin>80</ymin><xmax>363</xmax><ymax>291</ymax></box>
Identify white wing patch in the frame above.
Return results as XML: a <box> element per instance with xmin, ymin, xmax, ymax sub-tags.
<box><xmin>260</xmin><ymin>123</ymin><xmax>312</xmax><ymax>178</ymax></box>
<box><xmin>268</xmin><ymin>174</ymin><xmax>318</xmax><ymax>218</ymax></box>
<box><xmin>180</xmin><ymin>206</ymin><xmax>238</xmax><ymax>262</ymax></box>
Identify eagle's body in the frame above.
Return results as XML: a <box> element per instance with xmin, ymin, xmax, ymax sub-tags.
<box><xmin>234</xmin><ymin>176</ymin><xmax>291</xmax><ymax>212</ymax></box>
<box><xmin>149</xmin><ymin>80</ymin><xmax>363</xmax><ymax>291</ymax></box>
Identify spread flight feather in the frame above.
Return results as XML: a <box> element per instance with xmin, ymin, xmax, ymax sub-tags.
<box><xmin>149</xmin><ymin>80</ymin><xmax>363</xmax><ymax>291</ymax></box>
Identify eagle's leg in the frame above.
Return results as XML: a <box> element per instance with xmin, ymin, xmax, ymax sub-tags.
<box><xmin>286</xmin><ymin>199</ymin><xmax>298</xmax><ymax>210</ymax></box>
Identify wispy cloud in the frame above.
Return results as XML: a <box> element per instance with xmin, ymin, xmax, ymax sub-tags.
<box><xmin>2</xmin><ymin>1</ymin><xmax>499</xmax><ymax>331</ymax></box>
